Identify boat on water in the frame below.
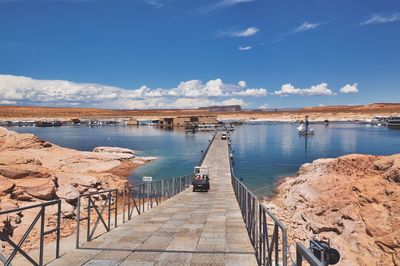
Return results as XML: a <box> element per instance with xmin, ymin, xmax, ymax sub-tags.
<box><xmin>297</xmin><ymin>115</ymin><xmax>315</xmax><ymax>136</ymax></box>
<box><xmin>297</xmin><ymin>124</ymin><xmax>315</xmax><ymax>136</ymax></box>
<box><xmin>196</xmin><ymin>124</ymin><xmax>216</xmax><ymax>131</ymax></box>
<box><xmin>387</xmin><ymin>116</ymin><xmax>400</xmax><ymax>129</ymax></box>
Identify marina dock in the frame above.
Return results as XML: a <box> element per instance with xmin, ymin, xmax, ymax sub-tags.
<box><xmin>48</xmin><ymin>133</ymin><xmax>258</xmax><ymax>265</ymax></box>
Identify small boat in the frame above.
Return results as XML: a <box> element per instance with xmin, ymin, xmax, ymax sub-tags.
<box><xmin>387</xmin><ymin>116</ymin><xmax>400</xmax><ymax>129</ymax></box>
<box><xmin>297</xmin><ymin>116</ymin><xmax>315</xmax><ymax>136</ymax></box>
<box><xmin>324</xmin><ymin>119</ymin><xmax>329</xmax><ymax>125</ymax></box>
<box><xmin>196</xmin><ymin>124</ymin><xmax>216</xmax><ymax>131</ymax></box>
<box><xmin>298</xmin><ymin>128</ymin><xmax>315</xmax><ymax>136</ymax></box>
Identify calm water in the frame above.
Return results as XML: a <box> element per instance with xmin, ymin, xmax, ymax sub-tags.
<box><xmin>231</xmin><ymin>123</ymin><xmax>400</xmax><ymax>196</ymax></box>
<box><xmin>7</xmin><ymin>123</ymin><xmax>400</xmax><ymax>197</ymax></box>
<box><xmin>7</xmin><ymin>126</ymin><xmax>212</xmax><ymax>183</ymax></box>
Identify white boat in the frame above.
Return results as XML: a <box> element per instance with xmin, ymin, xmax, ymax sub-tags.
<box><xmin>387</xmin><ymin>116</ymin><xmax>400</xmax><ymax>129</ymax></box>
<box><xmin>196</xmin><ymin>124</ymin><xmax>216</xmax><ymax>131</ymax></box>
<box><xmin>297</xmin><ymin>123</ymin><xmax>315</xmax><ymax>135</ymax></box>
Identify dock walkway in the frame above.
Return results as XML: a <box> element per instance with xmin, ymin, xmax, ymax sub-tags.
<box><xmin>49</xmin><ymin>133</ymin><xmax>258</xmax><ymax>265</ymax></box>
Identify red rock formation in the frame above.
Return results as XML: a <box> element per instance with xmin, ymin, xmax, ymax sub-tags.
<box><xmin>266</xmin><ymin>154</ymin><xmax>400</xmax><ymax>265</ymax></box>
<box><xmin>0</xmin><ymin>126</ymin><xmax>155</xmax><ymax>252</ymax></box>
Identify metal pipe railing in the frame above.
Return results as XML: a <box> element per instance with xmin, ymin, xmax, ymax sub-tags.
<box><xmin>228</xmin><ymin>133</ymin><xmax>323</xmax><ymax>266</ymax></box>
<box><xmin>198</xmin><ymin>132</ymin><xmax>217</xmax><ymax>166</ymax></box>
<box><xmin>122</xmin><ymin>173</ymin><xmax>193</xmax><ymax>223</ymax></box>
<box><xmin>296</xmin><ymin>243</ymin><xmax>324</xmax><ymax>266</ymax></box>
<box><xmin>76</xmin><ymin>189</ymin><xmax>118</xmax><ymax>248</ymax></box>
<box><xmin>231</xmin><ymin>173</ymin><xmax>288</xmax><ymax>266</ymax></box>
<box><xmin>0</xmin><ymin>199</ymin><xmax>61</xmax><ymax>266</ymax></box>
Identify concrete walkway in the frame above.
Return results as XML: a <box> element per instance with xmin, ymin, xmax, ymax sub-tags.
<box><xmin>48</xmin><ymin>133</ymin><xmax>258</xmax><ymax>266</ymax></box>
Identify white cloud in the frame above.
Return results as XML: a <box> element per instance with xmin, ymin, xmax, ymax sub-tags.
<box><xmin>274</xmin><ymin>83</ymin><xmax>334</xmax><ymax>96</ymax></box>
<box><xmin>0</xmin><ymin>100</ymin><xmax>16</xmax><ymax>105</ymax></box>
<box><xmin>202</xmin><ymin>0</ymin><xmax>257</xmax><ymax>12</ymax></box>
<box><xmin>360</xmin><ymin>13</ymin><xmax>400</xmax><ymax>25</ymax></box>
<box><xmin>258</xmin><ymin>103</ymin><xmax>269</xmax><ymax>110</ymax></box>
<box><xmin>238</xmin><ymin>46</ymin><xmax>252</xmax><ymax>51</ymax></box>
<box><xmin>340</xmin><ymin>83</ymin><xmax>359</xmax><ymax>94</ymax></box>
<box><xmin>232</xmin><ymin>88</ymin><xmax>267</xmax><ymax>97</ymax></box>
<box><xmin>0</xmin><ymin>75</ymin><xmax>263</xmax><ymax>109</ymax></box>
<box><xmin>222</xmin><ymin>98</ymin><xmax>246</xmax><ymax>106</ymax></box>
<box><xmin>231</xmin><ymin>27</ymin><xmax>259</xmax><ymax>37</ymax></box>
<box><xmin>294</xmin><ymin>22</ymin><xmax>321</xmax><ymax>33</ymax></box>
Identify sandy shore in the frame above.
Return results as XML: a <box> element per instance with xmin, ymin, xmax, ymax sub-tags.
<box><xmin>0</xmin><ymin>103</ymin><xmax>399</xmax><ymax>123</ymax></box>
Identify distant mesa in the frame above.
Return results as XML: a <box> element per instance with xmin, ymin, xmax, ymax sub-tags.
<box><xmin>198</xmin><ymin>105</ymin><xmax>241</xmax><ymax>112</ymax></box>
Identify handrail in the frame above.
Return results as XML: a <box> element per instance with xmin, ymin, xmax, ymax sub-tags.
<box><xmin>198</xmin><ymin>132</ymin><xmax>217</xmax><ymax>166</ymax></box>
<box><xmin>122</xmin><ymin>173</ymin><xmax>193</xmax><ymax>223</ymax></box>
<box><xmin>296</xmin><ymin>243</ymin><xmax>324</xmax><ymax>266</ymax></box>
<box><xmin>231</xmin><ymin>172</ymin><xmax>288</xmax><ymax>266</ymax></box>
<box><xmin>76</xmin><ymin>189</ymin><xmax>118</xmax><ymax>248</ymax></box>
<box><xmin>76</xmin><ymin>173</ymin><xmax>194</xmax><ymax>248</ymax></box>
<box><xmin>0</xmin><ymin>200</ymin><xmax>61</xmax><ymax>266</ymax></box>
<box><xmin>228</xmin><ymin>133</ymin><xmax>323</xmax><ymax>266</ymax></box>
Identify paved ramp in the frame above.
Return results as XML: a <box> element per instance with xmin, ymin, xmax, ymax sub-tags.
<box><xmin>49</xmin><ymin>133</ymin><xmax>257</xmax><ymax>265</ymax></box>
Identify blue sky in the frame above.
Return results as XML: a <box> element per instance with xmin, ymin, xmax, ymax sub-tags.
<box><xmin>0</xmin><ymin>0</ymin><xmax>399</xmax><ymax>109</ymax></box>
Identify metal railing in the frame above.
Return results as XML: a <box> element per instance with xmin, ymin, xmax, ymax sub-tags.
<box><xmin>231</xmin><ymin>173</ymin><xmax>288</xmax><ymax>265</ymax></box>
<box><xmin>122</xmin><ymin>174</ymin><xmax>193</xmax><ymax>223</ymax></box>
<box><xmin>229</xmin><ymin>138</ymin><xmax>325</xmax><ymax>266</ymax></box>
<box><xmin>198</xmin><ymin>132</ymin><xmax>217</xmax><ymax>166</ymax></box>
<box><xmin>76</xmin><ymin>189</ymin><xmax>118</xmax><ymax>248</ymax></box>
<box><xmin>0</xmin><ymin>200</ymin><xmax>61</xmax><ymax>266</ymax></box>
<box><xmin>296</xmin><ymin>243</ymin><xmax>324</xmax><ymax>266</ymax></box>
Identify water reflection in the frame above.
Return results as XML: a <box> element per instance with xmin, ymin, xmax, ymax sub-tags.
<box><xmin>8</xmin><ymin>123</ymin><xmax>400</xmax><ymax>197</ymax></box>
<box><xmin>232</xmin><ymin>123</ymin><xmax>400</xmax><ymax>196</ymax></box>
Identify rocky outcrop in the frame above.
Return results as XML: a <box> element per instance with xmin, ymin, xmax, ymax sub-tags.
<box><xmin>93</xmin><ymin>146</ymin><xmax>136</xmax><ymax>156</ymax></box>
<box><xmin>266</xmin><ymin>154</ymin><xmax>400</xmax><ymax>265</ymax></box>
<box><xmin>0</xmin><ymin>127</ymin><xmax>155</xmax><ymax>249</ymax></box>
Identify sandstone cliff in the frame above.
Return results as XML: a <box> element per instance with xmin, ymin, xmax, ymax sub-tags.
<box><xmin>265</xmin><ymin>154</ymin><xmax>400</xmax><ymax>265</ymax></box>
<box><xmin>0</xmin><ymin>127</ymin><xmax>154</xmax><ymax>251</ymax></box>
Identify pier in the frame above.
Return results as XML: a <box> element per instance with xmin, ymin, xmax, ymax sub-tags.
<box><xmin>3</xmin><ymin>132</ymin><xmax>322</xmax><ymax>266</ymax></box>
<box><xmin>47</xmin><ymin>133</ymin><xmax>258</xmax><ymax>265</ymax></box>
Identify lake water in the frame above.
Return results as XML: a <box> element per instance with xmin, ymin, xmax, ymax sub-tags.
<box><xmin>7</xmin><ymin>123</ymin><xmax>400</xmax><ymax>197</ymax></box>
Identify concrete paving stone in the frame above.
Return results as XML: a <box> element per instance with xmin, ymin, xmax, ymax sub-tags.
<box><xmin>166</xmin><ymin>240</ymin><xmax>199</xmax><ymax>251</ymax></box>
<box><xmin>123</xmin><ymin>251</ymin><xmax>163</xmax><ymax>262</ymax></box>
<box><xmin>47</xmin><ymin>250</ymin><xmax>99</xmax><ymax>266</ymax></box>
<box><xmin>138</xmin><ymin>238</ymin><xmax>172</xmax><ymax>250</ymax></box>
<box><xmin>156</xmin><ymin>252</ymin><xmax>193</xmax><ymax>265</ymax></box>
<box><xmin>224</xmin><ymin>254</ymin><xmax>258</xmax><ymax>266</ymax></box>
<box><xmin>225</xmin><ymin>242</ymin><xmax>255</xmax><ymax>253</ymax></box>
<box><xmin>118</xmin><ymin>261</ymin><xmax>155</xmax><ymax>266</ymax></box>
<box><xmin>198</xmin><ymin>235</ymin><xmax>225</xmax><ymax>243</ymax></box>
<box><xmin>83</xmin><ymin>259</ymin><xmax>120</xmax><ymax>266</ymax></box>
<box><xmin>95</xmin><ymin>250</ymin><xmax>132</xmax><ymax>260</ymax></box>
<box><xmin>190</xmin><ymin>253</ymin><xmax>225</xmax><ymax>264</ymax></box>
<box><xmin>195</xmin><ymin>242</ymin><xmax>225</xmax><ymax>252</ymax></box>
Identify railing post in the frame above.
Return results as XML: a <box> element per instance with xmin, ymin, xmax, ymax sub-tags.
<box><xmin>108</xmin><ymin>192</ymin><xmax>111</xmax><ymax>230</ymax></box>
<box><xmin>114</xmin><ymin>189</ymin><xmax>118</xmax><ymax>227</ymax></box>
<box><xmin>122</xmin><ymin>187</ymin><xmax>126</xmax><ymax>223</ymax></box>
<box><xmin>76</xmin><ymin>196</ymin><xmax>81</xmax><ymax>248</ymax></box>
<box><xmin>39</xmin><ymin>206</ymin><xmax>45</xmax><ymax>265</ymax></box>
<box><xmin>87</xmin><ymin>195</ymin><xmax>91</xmax><ymax>241</ymax></box>
<box><xmin>56</xmin><ymin>200</ymin><xmax>61</xmax><ymax>258</ymax></box>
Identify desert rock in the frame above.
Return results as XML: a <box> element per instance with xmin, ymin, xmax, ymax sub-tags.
<box><xmin>267</xmin><ymin>154</ymin><xmax>400</xmax><ymax>266</ymax></box>
<box><xmin>93</xmin><ymin>146</ymin><xmax>136</xmax><ymax>156</ymax></box>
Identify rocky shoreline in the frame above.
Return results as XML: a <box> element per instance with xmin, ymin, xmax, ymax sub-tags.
<box><xmin>264</xmin><ymin>154</ymin><xmax>400</xmax><ymax>265</ymax></box>
<box><xmin>0</xmin><ymin>127</ymin><xmax>154</xmax><ymax>251</ymax></box>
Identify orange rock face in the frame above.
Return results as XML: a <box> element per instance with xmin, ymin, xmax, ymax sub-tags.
<box><xmin>0</xmin><ymin>126</ymin><xmax>154</xmax><ymax>253</ymax></box>
<box><xmin>266</xmin><ymin>154</ymin><xmax>400</xmax><ymax>266</ymax></box>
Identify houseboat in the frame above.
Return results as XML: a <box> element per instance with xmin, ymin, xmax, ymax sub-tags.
<box><xmin>387</xmin><ymin>116</ymin><xmax>400</xmax><ymax>129</ymax></box>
